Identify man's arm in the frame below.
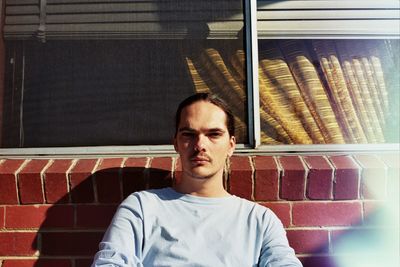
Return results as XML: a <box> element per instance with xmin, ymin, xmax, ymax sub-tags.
<box><xmin>91</xmin><ymin>194</ymin><xmax>144</xmax><ymax>267</ymax></box>
<box><xmin>258</xmin><ymin>209</ymin><xmax>303</xmax><ymax>267</ymax></box>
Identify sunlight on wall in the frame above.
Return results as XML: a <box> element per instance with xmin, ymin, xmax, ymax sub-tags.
<box><xmin>334</xmin><ymin>160</ymin><xmax>399</xmax><ymax>267</ymax></box>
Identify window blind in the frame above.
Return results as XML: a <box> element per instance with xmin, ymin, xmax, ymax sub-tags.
<box><xmin>5</xmin><ymin>1</ymin><xmax>399</xmax><ymax>41</ymax></box>
<box><xmin>3</xmin><ymin>0</ymin><xmax>244</xmax><ymax>41</ymax></box>
<box><xmin>257</xmin><ymin>0</ymin><xmax>400</xmax><ymax>38</ymax></box>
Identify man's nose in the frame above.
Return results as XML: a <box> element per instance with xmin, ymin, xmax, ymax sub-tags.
<box><xmin>193</xmin><ymin>135</ymin><xmax>206</xmax><ymax>151</ymax></box>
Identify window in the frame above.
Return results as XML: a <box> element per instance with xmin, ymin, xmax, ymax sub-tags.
<box><xmin>1</xmin><ymin>0</ymin><xmax>247</xmax><ymax>148</ymax></box>
<box><xmin>1</xmin><ymin>0</ymin><xmax>399</xmax><ymax>153</ymax></box>
<box><xmin>256</xmin><ymin>0</ymin><xmax>400</xmax><ymax>146</ymax></box>
<box><xmin>257</xmin><ymin>39</ymin><xmax>399</xmax><ymax>145</ymax></box>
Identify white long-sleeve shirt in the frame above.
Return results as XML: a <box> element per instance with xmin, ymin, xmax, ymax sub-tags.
<box><xmin>92</xmin><ymin>187</ymin><xmax>302</xmax><ymax>267</ymax></box>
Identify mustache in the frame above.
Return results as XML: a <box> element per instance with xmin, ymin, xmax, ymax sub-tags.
<box><xmin>190</xmin><ymin>152</ymin><xmax>211</xmax><ymax>161</ymax></box>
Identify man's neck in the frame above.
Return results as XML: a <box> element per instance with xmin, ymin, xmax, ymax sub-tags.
<box><xmin>173</xmin><ymin>172</ymin><xmax>230</xmax><ymax>198</ymax></box>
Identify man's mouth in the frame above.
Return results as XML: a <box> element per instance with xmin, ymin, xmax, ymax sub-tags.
<box><xmin>190</xmin><ymin>155</ymin><xmax>211</xmax><ymax>164</ymax></box>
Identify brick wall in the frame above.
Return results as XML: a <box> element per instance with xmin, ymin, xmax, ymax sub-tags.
<box><xmin>0</xmin><ymin>154</ymin><xmax>398</xmax><ymax>267</ymax></box>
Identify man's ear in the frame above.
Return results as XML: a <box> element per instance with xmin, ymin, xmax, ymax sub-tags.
<box><xmin>228</xmin><ymin>136</ymin><xmax>236</xmax><ymax>157</ymax></box>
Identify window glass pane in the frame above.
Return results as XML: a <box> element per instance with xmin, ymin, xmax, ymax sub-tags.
<box><xmin>1</xmin><ymin>0</ymin><xmax>247</xmax><ymax>148</ymax></box>
<box><xmin>256</xmin><ymin>0</ymin><xmax>399</xmax><ymax>145</ymax></box>
<box><xmin>257</xmin><ymin>39</ymin><xmax>399</xmax><ymax>144</ymax></box>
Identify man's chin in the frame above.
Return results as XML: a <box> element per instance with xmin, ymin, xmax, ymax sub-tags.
<box><xmin>187</xmin><ymin>168</ymin><xmax>213</xmax><ymax>180</ymax></box>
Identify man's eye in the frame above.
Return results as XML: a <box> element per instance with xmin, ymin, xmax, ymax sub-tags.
<box><xmin>208</xmin><ymin>133</ymin><xmax>222</xmax><ymax>138</ymax></box>
<box><xmin>181</xmin><ymin>132</ymin><xmax>194</xmax><ymax>137</ymax></box>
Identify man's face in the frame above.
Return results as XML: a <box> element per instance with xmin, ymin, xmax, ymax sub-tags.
<box><xmin>174</xmin><ymin>101</ymin><xmax>236</xmax><ymax>180</ymax></box>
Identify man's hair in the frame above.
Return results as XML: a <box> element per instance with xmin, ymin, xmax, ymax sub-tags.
<box><xmin>175</xmin><ymin>93</ymin><xmax>235</xmax><ymax>137</ymax></box>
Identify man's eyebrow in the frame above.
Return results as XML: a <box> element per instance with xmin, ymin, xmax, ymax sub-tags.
<box><xmin>207</xmin><ymin>128</ymin><xmax>226</xmax><ymax>133</ymax></box>
<box><xmin>178</xmin><ymin>127</ymin><xmax>196</xmax><ymax>132</ymax></box>
<box><xmin>178</xmin><ymin>127</ymin><xmax>226</xmax><ymax>133</ymax></box>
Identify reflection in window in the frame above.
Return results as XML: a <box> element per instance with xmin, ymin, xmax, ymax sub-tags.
<box><xmin>1</xmin><ymin>40</ymin><xmax>247</xmax><ymax>148</ymax></box>
<box><xmin>258</xmin><ymin>40</ymin><xmax>399</xmax><ymax>144</ymax></box>
<box><xmin>185</xmin><ymin>47</ymin><xmax>248</xmax><ymax>142</ymax></box>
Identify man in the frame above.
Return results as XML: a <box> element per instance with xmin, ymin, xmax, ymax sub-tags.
<box><xmin>92</xmin><ymin>93</ymin><xmax>302</xmax><ymax>266</ymax></box>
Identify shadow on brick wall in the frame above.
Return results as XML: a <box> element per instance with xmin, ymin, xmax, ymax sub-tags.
<box><xmin>32</xmin><ymin>166</ymin><xmax>172</xmax><ymax>267</ymax></box>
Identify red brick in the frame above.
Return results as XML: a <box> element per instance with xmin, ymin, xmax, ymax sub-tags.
<box><xmin>123</xmin><ymin>157</ymin><xmax>148</xmax><ymax>197</ymax></box>
<box><xmin>293</xmin><ymin>202</ymin><xmax>362</xmax><ymax>226</ymax></box>
<box><xmin>0</xmin><ymin>206</ymin><xmax>4</xmax><ymax>228</ymax></box>
<box><xmin>2</xmin><ymin>259</ymin><xmax>71</xmax><ymax>267</ymax></box>
<box><xmin>287</xmin><ymin>229</ymin><xmax>329</xmax><ymax>253</ymax></box>
<box><xmin>278</xmin><ymin>156</ymin><xmax>307</xmax><ymax>200</ymax></box>
<box><xmin>97</xmin><ymin>158</ymin><xmax>124</xmax><ymax>170</ymax></box>
<box><xmin>18</xmin><ymin>160</ymin><xmax>49</xmax><ymax>204</ymax></box>
<box><xmin>253</xmin><ymin>156</ymin><xmax>279</xmax><ymax>200</ymax></box>
<box><xmin>0</xmin><ymin>232</ymin><xmax>37</xmax><ymax>255</ymax></box>
<box><xmin>69</xmin><ymin>159</ymin><xmax>97</xmax><ymax>203</ymax></box>
<box><xmin>229</xmin><ymin>156</ymin><xmax>253</xmax><ymax>200</ymax></box>
<box><xmin>303</xmin><ymin>156</ymin><xmax>333</xmax><ymax>200</ymax></box>
<box><xmin>151</xmin><ymin>157</ymin><xmax>172</xmax><ymax>170</ymax></box>
<box><xmin>329</xmin><ymin>155</ymin><xmax>360</xmax><ymax>200</ymax></box>
<box><xmin>44</xmin><ymin>160</ymin><xmax>73</xmax><ymax>203</ymax></box>
<box><xmin>5</xmin><ymin>205</ymin><xmax>74</xmax><ymax>229</ymax></box>
<box><xmin>354</xmin><ymin>155</ymin><xmax>387</xmax><ymax>200</ymax></box>
<box><xmin>299</xmin><ymin>256</ymin><xmax>336</xmax><ymax>267</ymax></box>
<box><xmin>148</xmin><ymin>157</ymin><xmax>173</xmax><ymax>189</ymax></box>
<box><xmin>41</xmin><ymin>232</ymin><xmax>104</xmax><ymax>256</ymax></box>
<box><xmin>95</xmin><ymin>158</ymin><xmax>124</xmax><ymax>203</ymax></box>
<box><xmin>124</xmin><ymin>158</ymin><xmax>148</xmax><ymax>168</ymax></box>
<box><xmin>76</xmin><ymin>205</ymin><xmax>118</xmax><ymax>228</ymax></box>
<box><xmin>259</xmin><ymin>202</ymin><xmax>291</xmax><ymax>227</ymax></box>
<box><xmin>0</xmin><ymin>159</ymin><xmax>26</xmax><ymax>204</ymax></box>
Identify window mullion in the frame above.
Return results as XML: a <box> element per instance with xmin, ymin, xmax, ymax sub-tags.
<box><xmin>244</xmin><ymin>0</ymin><xmax>261</xmax><ymax>148</ymax></box>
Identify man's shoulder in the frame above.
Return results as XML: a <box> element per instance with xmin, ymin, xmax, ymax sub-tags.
<box><xmin>118</xmin><ymin>187</ymin><xmax>176</xmax><ymax>212</ymax></box>
<box><xmin>238</xmin><ymin>198</ymin><xmax>288</xmax><ymax>234</ymax></box>
<box><xmin>233</xmin><ymin>195</ymin><xmax>267</xmax><ymax>210</ymax></box>
<box><xmin>232</xmin><ymin>195</ymin><xmax>277</xmax><ymax>219</ymax></box>
<box><xmin>126</xmin><ymin>187</ymin><xmax>177</xmax><ymax>202</ymax></box>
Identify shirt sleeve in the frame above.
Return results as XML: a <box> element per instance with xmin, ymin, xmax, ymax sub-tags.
<box><xmin>91</xmin><ymin>194</ymin><xmax>145</xmax><ymax>267</ymax></box>
<box><xmin>258</xmin><ymin>209</ymin><xmax>303</xmax><ymax>267</ymax></box>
